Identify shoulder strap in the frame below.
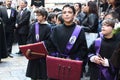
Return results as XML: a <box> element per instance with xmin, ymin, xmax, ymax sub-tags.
<box><xmin>99</xmin><ymin>32</ymin><xmax>103</xmax><ymax>38</ymax></box>
<box><xmin>95</xmin><ymin>37</ymin><xmax>102</xmax><ymax>55</ymax></box>
<box><xmin>35</xmin><ymin>22</ymin><xmax>39</xmax><ymax>42</ymax></box>
<box><xmin>65</xmin><ymin>25</ymin><xmax>82</xmax><ymax>54</ymax></box>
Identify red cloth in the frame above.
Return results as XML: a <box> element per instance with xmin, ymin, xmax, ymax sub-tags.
<box><xmin>46</xmin><ymin>56</ymin><xmax>83</xmax><ymax>80</ymax></box>
<box><xmin>19</xmin><ymin>42</ymin><xmax>48</xmax><ymax>60</ymax></box>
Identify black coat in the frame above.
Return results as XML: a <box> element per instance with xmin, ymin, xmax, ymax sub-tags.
<box><xmin>46</xmin><ymin>23</ymin><xmax>88</xmax><ymax>72</ymax></box>
<box><xmin>88</xmin><ymin>35</ymin><xmax>119</xmax><ymax>80</ymax></box>
<box><xmin>0</xmin><ymin>6</ymin><xmax>17</xmax><ymax>32</ymax></box>
<box><xmin>82</xmin><ymin>13</ymin><xmax>98</xmax><ymax>33</ymax></box>
<box><xmin>0</xmin><ymin>18</ymin><xmax>8</xmax><ymax>60</ymax></box>
<box><xmin>16</xmin><ymin>8</ymin><xmax>31</xmax><ymax>35</ymax></box>
<box><xmin>110</xmin><ymin>33</ymin><xmax>120</xmax><ymax>68</ymax></box>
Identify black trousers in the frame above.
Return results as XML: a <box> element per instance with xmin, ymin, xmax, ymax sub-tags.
<box><xmin>5</xmin><ymin>31</ymin><xmax>14</xmax><ymax>54</ymax></box>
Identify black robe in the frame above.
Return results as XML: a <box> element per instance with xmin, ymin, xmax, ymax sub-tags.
<box><xmin>88</xmin><ymin>35</ymin><xmax>119</xmax><ymax>80</ymax></box>
<box><xmin>46</xmin><ymin>23</ymin><xmax>88</xmax><ymax>73</ymax></box>
<box><xmin>26</xmin><ymin>22</ymin><xmax>51</xmax><ymax>79</ymax></box>
<box><xmin>0</xmin><ymin>18</ymin><xmax>8</xmax><ymax>60</ymax></box>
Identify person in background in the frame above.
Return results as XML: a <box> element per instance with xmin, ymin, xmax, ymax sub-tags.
<box><xmin>104</xmin><ymin>11</ymin><xmax>119</xmax><ymax>22</ymax></box>
<box><xmin>110</xmin><ymin>41</ymin><xmax>120</xmax><ymax>80</ymax></box>
<box><xmin>29</xmin><ymin>5</ymin><xmax>37</xmax><ymax>24</ymax></box>
<box><xmin>53</xmin><ymin>8</ymin><xmax>62</xmax><ymax>14</ymax></box>
<box><xmin>26</xmin><ymin>8</ymin><xmax>51</xmax><ymax>80</ymax></box>
<box><xmin>105</xmin><ymin>0</ymin><xmax>120</xmax><ymax>21</ymax></box>
<box><xmin>0</xmin><ymin>18</ymin><xmax>8</xmax><ymax>62</ymax></box>
<box><xmin>100</xmin><ymin>0</ymin><xmax>109</xmax><ymax>12</ymax></box>
<box><xmin>16</xmin><ymin>0</ymin><xmax>31</xmax><ymax>54</ymax></box>
<box><xmin>74</xmin><ymin>3</ymin><xmax>86</xmax><ymax>25</ymax></box>
<box><xmin>0</xmin><ymin>1</ymin><xmax>4</xmax><ymax>7</ymax></box>
<box><xmin>45</xmin><ymin>4</ymin><xmax>88</xmax><ymax>79</ymax></box>
<box><xmin>56</xmin><ymin>13</ymin><xmax>64</xmax><ymax>25</ymax></box>
<box><xmin>47</xmin><ymin>12</ymin><xmax>57</xmax><ymax>27</ymax></box>
<box><xmin>88</xmin><ymin>19</ymin><xmax>119</xmax><ymax>80</ymax></box>
<box><xmin>0</xmin><ymin>0</ymin><xmax>17</xmax><ymax>57</ymax></box>
<box><xmin>81</xmin><ymin>1</ymin><xmax>98</xmax><ymax>48</ymax></box>
<box><xmin>98</xmin><ymin>12</ymin><xmax>105</xmax><ymax>32</ymax></box>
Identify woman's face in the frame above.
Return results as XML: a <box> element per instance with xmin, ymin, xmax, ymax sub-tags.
<box><xmin>62</xmin><ymin>7</ymin><xmax>75</xmax><ymax>24</ymax></box>
<box><xmin>74</xmin><ymin>3</ymin><xmax>80</xmax><ymax>11</ymax></box>
<box><xmin>84</xmin><ymin>3</ymin><xmax>89</xmax><ymax>13</ymax></box>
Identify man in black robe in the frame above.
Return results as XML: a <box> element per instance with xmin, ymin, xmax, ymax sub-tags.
<box><xmin>0</xmin><ymin>18</ymin><xmax>8</xmax><ymax>62</ymax></box>
<box><xmin>0</xmin><ymin>0</ymin><xmax>17</xmax><ymax>57</ymax></box>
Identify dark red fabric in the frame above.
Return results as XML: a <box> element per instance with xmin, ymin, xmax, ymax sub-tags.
<box><xmin>19</xmin><ymin>42</ymin><xmax>48</xmax><ymax>60</ymax></box>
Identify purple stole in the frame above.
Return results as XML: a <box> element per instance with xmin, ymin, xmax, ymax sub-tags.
<box><xmin>95</xmin><ymin>38</ymin><xmax>117</xmax><ymax>80</ymax></box>
<box><xmin>65</xmin><ymin>25</ymin><xmax>81</xmax><ymax>55</ymax></box>
<box><xmin>35</xmin><ymin>22</ymin><xmax>39</xmax><ymax>42</ymax></box>
<box><xmin>51</xmin><ymin>25</ymin><xmax>81</xmax><ymax>58</ymax></box>
<box><xmin>11</xmin><ymin>9</ymin><xmax>14</xmax><ymax>17</ymax></box>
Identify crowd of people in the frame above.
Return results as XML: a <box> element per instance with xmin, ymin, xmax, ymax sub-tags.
<box><xmin>0</xmin><ymin>0</ymin><xmax>120</xmax><ymax>80</ymax></box>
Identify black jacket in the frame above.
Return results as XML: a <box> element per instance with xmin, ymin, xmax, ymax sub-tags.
<box><xmin>82</xmin><ymin>13</ymin><xmax>98</xmax><ymax>33</ymax></box>
<box><xmin>16</xmin><ymin>8</ymin><xmax>31</xmax><ymax>34</ymax></box>
<box><xmin>0</xmin><ymin>6</ymin><xmax>17</xmax><ymax>32</ymax></box>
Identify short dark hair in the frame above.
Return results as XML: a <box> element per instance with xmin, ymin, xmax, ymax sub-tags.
<box><xmin>62</xmin><ymin>4</ymin><xmax>75</xmax><ymax>15</ymax></box>
<box><xmin>47</xmin><ymin>12</ymin><xmax>56</xmax><ymax>22</ymax></box>
<box><xmin>34</xmin><ymin>8</ymin><xmax>48</xmax><ymax>20</ymax></box>
<box><xmin>57</xmin><ymin>13</ymin><xmax>64</xmax><ymax>24</ymax></box>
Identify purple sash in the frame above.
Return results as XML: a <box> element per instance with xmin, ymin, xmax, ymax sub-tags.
<box><xmin>95</xmin><ymin>38</ymin><xmax>102</xmax><ymax>55</ymax></box>
<box><xmin>65</xmin><ymin>25</ymin><xmax>81</xmax><ymax>54</ymax></box>
<box><xmin>51</xmin><ymin>25</ymin><xmax>81</xmax><ymax>58</ymax></box>
<box><xmin>35</xmin><ymin>22</ymin><xmax>39</xmax><ymax>42</ymax></box>
<box><xmin>11</xmin><ymin>9</ymin><xmax>14</xmax><ymax>17</ymax></box>
<box><xmin>95</xmin><ymin>38</ymin><xmax>116</xmax><ymax>80</ymax></box>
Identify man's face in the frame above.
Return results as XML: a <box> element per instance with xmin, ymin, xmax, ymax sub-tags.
<box><xmin>19</xmin><ymin>1</ymin><xmax>26</xmax><ymax>9</ymax></box>
<box><xmin>62</xmin><ymin>7</ymin><xmax>75</xmax><ymax>24</ymax></box>
<box><xmin>5</xmin><ymin>0</ymin><xmax>12</xmax><ymax>7</ymax></box>
<box><xmin>35</xmin><ymin>13</ymin><xmax>45</xmax><ymax>23</ymax></box>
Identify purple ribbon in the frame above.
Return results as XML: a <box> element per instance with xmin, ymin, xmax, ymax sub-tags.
<box><xmin>95</xmin><ymin>38</ymin><xmax>102</xmax><ymax>55</ymax></box>
<box><xmin>35</xmin><ymin>22</ymin><xmax>39</xmax><ymax>42</ymax></box>
<box><xmin>11</xmin><ymin>9</ymin><xmax>14</xmax><ymax>17</ymax></box>
<box><xmin>51</xmin><ymin>25</ymin><xmax>82</xmax><ymax>58</ymax></box>
<box><xmin>65</xmin><ymin>25</ymin><xmax>81</xmax><ymax>54</ymax></box>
